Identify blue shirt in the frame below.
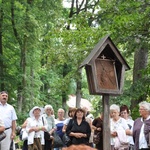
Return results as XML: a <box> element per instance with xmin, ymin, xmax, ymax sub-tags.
<box><xmin>55</xmin><ymin>119</ymin><xmax>65</xmax><ymax>138</ymax></box>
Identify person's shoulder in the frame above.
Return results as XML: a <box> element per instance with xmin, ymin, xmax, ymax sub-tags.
<box><xmin>134</xmin><ymin>117</ymin><xmax>141</xmax><ymax>123</ymax></box>
<box><xmin>41</xmin><ymin>114</ymin><xmax>45</xmax><ymax>118</ymax></box>
<box><xmin>64</xmin><ymin>118</ymin><xmax>71</xmax><ymax>124</ymax></box>
<box><xmin>41</xmin><ymin>113</ymin><xmax>48</xmax><ymax>119</ymax></box>
<box><xmin>55</xmin><ymin>118</ymin><xmax>65</xmax><ymax>123</ymax></box>
<box><xmin>95</xmin><ymin>117</ymin><xmax>101</xmax><ymax>121</ymax></box>
<box><xmin>83</xmin><ymin>119</ymin><xmax>90</xmax><ymax>125</ymax></box>
<box><xmin>51</xmin><ymin>115</ymin><xmax>55</xmax><ymax>121</ymax></box>
<box><xmin>86</xmin><ymin>117</ymin><xmax>91</xmax><ymax>122</ymax></box>
<box><xmin>86</xmin><ymin>113</ymin><xmax>94</xmax><ymax>121</ymax></box>
<box><xmin>6</xmin><ymin>103</ymin><xmax>15</xmax><ymax>109</ymax></box>
<box><xmin>128</xmin><ymin>118</ymin><xmax>134</xmax><ymax>123</ymax></box>
<box><xmin>26</xmin><ymin>117</ymin><xmax>31</xmax><ymax>121</ymax></box>
<box><xmin>26</xmin><ymin>117</ymin><xmax>32</xmax><ymax>123</ymax></box>
<box><xmin>119</xmin><ymin>117</ymin><xmax>127</xmax><ymax>124</ymax></box>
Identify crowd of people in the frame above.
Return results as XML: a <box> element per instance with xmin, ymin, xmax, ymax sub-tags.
<box><xmin>0</xmin><ymin>91</ymin><xmax>150</xmax><ymax>150</ymax></box>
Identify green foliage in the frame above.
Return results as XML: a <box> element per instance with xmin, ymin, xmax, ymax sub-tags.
<box><xmin>131</xmin><ymin>105</ymin><xmax>140</xmax><ymax>120</ymax></box>
<box><xmin>0</xmin><ymin>0</ymin><xmax>150</xmax><ymax>123</ymax></box>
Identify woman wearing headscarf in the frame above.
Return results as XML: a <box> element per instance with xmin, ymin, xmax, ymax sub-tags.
<box><xmin>26</xmin><ymin>106</ymin><xmax>48</xmax><ymax>150</ymax></box>
<box><xmin>66</xmin><ymin>108</ymin><xmax>91</xmax><ymax>146</ymax></box>
<box><xmin>133</xmin><ymin>101</ymin><xmax>150</xmax><ymax>150</ymax></box>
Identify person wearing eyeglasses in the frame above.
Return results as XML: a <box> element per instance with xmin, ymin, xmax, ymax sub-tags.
<box><xmin>133</xmin><ymin>101</ymin><xmax>150</xmax><ymax>150</ymax></box>
<box><xmin>0</xmin><ymin>91</ymin><xmax>17</xmax><ymax>150</ymax></box>
<box><xmin>120</xmin><ymin>105</ymin><xmax>134</xmax><ymax>150</ymax></box>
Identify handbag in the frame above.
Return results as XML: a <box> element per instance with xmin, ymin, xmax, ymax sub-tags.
<box><xmin>20</xmin><ymin>128</ymin><xmax>28</xmax><ymax>141</ymax></box>
<box><xmin>129</xmin><ymin>144</ymin><xmax>134</xmax><ymax>150</ymax></box>
<box><xmin>9</xmin><ymin>140</ymin><xmax>13</xmax><ymax>150</ymax></box>
<box><xmin>93</xmin><ymin>132</ymin><xmax>100</xmax><ymax>144</ymax></box>
<box><xmin>62</xmin><ymin>133</ymin><xmax>71</xmax><ymax>146</ymax></box>
<box><xmin>52</xmin><ymin>132</ymin><xmax>63</xmax><ymax>148</ymax></box>
<box><xmin>0</xmin><ymin>132</ymin><xmax>6</xmax><ymax>142</ymax></box>
<box><xmin>44</xmin><ymin>131</ymin><xmax>51</xmax><ymax>140</ymax></box>
<box><xmin>42</xmin><ymin>117</ymin><xmax>51</xmax><ymax>140</ymax></box>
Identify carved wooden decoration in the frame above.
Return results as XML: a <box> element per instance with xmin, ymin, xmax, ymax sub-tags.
<box><xmin>95</xmin><ymin>58</ymin><xmax>118</xmax><ymax>90</ymax></box>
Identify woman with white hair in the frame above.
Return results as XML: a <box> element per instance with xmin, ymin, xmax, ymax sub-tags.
<box><xmin>110</xmin><ymin>104</ymin><xmax>131</xmax><ymax>150</ymax></box>
<box><xmin>133</xmin><ymin>101</ymin><xmax>150</xmax><ymax>150</ymax></box>
<box><xmin>42</xmin><ymin>105</ymin><xmax>56</xmax><ymax>150</ymax></box>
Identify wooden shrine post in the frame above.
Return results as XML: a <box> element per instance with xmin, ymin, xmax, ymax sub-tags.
<box><xmin>102</xmin><ymin>94</ymin><xmax>110</xmax><ymax>150</ymax></box>
<box><xmin>80</xmin><ymin>35</ymin><xmax>130</xmax><ymax>150</ymax></box>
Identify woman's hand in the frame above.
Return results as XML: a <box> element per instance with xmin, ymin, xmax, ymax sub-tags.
<box><xmin>111</xmin><ymin>131</ymin><xmax>117</xmax><ymax>137</ymax></box>
<box><xmin>49</xmin><ymin>128</ymin><xmax>55</xmax><ymax>135</ymax></box>
<box><xmin>72</xmin><ymin>132</ymin><xmax>87</xmax><ymax>138</ymax></box>
<box><xmin>29</xmin><ymin>126</ymin><xmax>40</xmax><ymax>132</ymax></box>
<box><xmin>11</xmin><ymin>132</ymin><xmax>16</xmax><ymax>139</ymax></box>
<box><xmin>126</xmin><ymin>129</ymin><xmax>132</xmax><ymax>135</ymax></box>
<box><xmin>96</xmin><ymin>127</ymin><xmax>101</xmax><ymax>131</ymax></box>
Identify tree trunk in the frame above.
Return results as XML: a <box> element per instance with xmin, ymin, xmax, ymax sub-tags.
<box><xmin>62</xmin><ymin>63</ymin><xmax>69</xmax><ymax>115</ymax></box>
<box><xmin>0</xmin><ymin>0</ymin><xmax>5</xmax><ymax>90</ymax></box>
<box><xmin>17</xmin><ymin>43</ymin><xmax>27</xmax><ymax>113</ymax></box>
<box><xmin>11</xmin><ymin>0</ymin><xmax>30</xmax><ymax>112</ymax></box>
<box><xmin>131</xmin><ymin>46</ymin><xmax>148</xmax><ymax>109</ymax></box>
<box><xmin>76</xmin><ymin>69</ymin><xmax>82</xmax><ymax>108</ymax></box>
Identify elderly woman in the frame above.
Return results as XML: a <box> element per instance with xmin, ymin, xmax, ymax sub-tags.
<box><xmin>26</xmin><ymin>106</ymin><xmax>48</xmax><ymax>150</ymax></box>
<box><xmin>110</xmin><ymin>104</ymin><xmax>131</xmax><ymax>150</ymax></box>
<box><xmin>42</xmin><ymin>105</ymin><xmax>56</xmax><ymax>150</ymax></box>
<box><xmin>133</xmin><ymin>101</ymin><xmax>150</xmax><ymax>150</ymax></box>
<box><xmin>66</xmin><ymin>108</ymin><xmax>91</xmax><ymax>146</ymax></box>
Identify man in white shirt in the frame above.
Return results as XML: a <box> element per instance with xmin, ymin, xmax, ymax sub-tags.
<box><xmin>0</xmin><ymin>91</ymin><xmax>17</xmax><ymax>150</ymax></box>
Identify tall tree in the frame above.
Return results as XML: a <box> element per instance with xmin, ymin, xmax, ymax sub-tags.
<box><xmin>96</xmin><ymin>0</ymin><xmax>150</xmax><ymax>109</ymax></box>
<box><xmin>0</xmin><ymin>0</ymin><xmax>5</xmax><ymax>90</ymax></box>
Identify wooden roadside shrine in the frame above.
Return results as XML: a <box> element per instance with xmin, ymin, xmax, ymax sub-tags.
<box><xmin>80</xmin><ymin>35</ymin><xmax>130</xmax><ymax>150</ymax></box>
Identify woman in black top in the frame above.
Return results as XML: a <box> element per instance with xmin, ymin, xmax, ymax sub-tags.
<box><xmin>66</xmin><ymin>108</ymin><xmax>91</xmax><ymax>146</ymax></box>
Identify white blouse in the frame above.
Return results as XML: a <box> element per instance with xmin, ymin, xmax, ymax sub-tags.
<box><xmin>26</xmin><ymin>116</ymin><xmax>48</xmax><ymax>145</ymax></box>
<box><xmin>110</xmin><ymin>117</ymin><xmax>129</xmax><ymax>145</ymax></box>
